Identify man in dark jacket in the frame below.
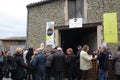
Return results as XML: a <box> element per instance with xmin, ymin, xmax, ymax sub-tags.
<box><xmin>52</xmin><ymin>47</ymin><xmax>65</xmax><ymax>80</ymax></box>
<box><xmin>76</xmin><ymin>45</ymin><xmax>82</xmax><ymax>80</ymax></box>
<box><xmin>32</xmin><ymin>48</ymin><xmax>46</xmax><ymax>80</ymax></box>
<box><xmin>97</xmin><ymin>45</ymin><xmax>109</xmax><ymax>80</ymax></box>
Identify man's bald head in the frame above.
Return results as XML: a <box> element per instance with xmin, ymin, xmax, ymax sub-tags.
<box><xmin>99</xmin><ymin>45</ymin><xmax>105</xmax><ymax>52</ymax></box>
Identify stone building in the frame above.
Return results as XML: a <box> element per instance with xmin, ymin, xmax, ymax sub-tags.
<box><xmin>26</xmin><ymin>0</ymin><xmax>119</xmax><ymax>79</ymax></box>
<box><xmin>26</xmin><ymin>0</ymin><xmax>120</xmax><ymax>52</ymax></box>
<box><xmin>0</xmin><ymin>37</ymin><xmax>26</xmax><ymax>53</ymax></box>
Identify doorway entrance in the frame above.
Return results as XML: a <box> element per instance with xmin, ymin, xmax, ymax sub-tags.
<box><xmin>60</xmin><ymin>26</ymin><xmax>97</xmax><ymax>53</ymax></box>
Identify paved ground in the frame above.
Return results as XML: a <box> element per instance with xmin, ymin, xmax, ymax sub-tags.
<box><xmin>2</xmin><ymin>78</ymin><xmax>12</xmax><ymax>80</ymax></box>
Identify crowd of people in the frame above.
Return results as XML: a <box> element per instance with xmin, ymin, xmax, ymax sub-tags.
<box><xmin>0</xmin><ymin>43</ymin><xmax>120</xmax><ymax>80</ymax></box>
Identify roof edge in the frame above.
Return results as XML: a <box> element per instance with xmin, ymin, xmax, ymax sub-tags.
<box><xmin>26</xmin><ymin>0</ymin><xmax>55</xmax><ymax>8</ymax></box>
<box><xmin>0</xmin><ymin>37</ymin><xmax>26</xmax><ymax>41</ymax></box>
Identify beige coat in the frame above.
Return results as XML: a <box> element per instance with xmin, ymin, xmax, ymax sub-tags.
<box><xmin>80</xmin><ymin>50</ymin><xmax>92</xmax><ymax>70</ymax></box>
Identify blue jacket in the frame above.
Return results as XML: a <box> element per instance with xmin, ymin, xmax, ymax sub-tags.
<box><xmin>32</xmin><ymin>52</ymin><xmax>46</xmax><ymax>71</ymax></box>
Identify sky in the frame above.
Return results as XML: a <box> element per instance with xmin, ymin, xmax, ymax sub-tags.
<box><xmin>0</xmin><ymin>0</ymin><xmax>42</xmax><ymax>38</ymax></box>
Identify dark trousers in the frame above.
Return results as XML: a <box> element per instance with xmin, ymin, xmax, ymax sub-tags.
<box><xmin>0</xmin><ymin>74</ymin><xmax>4</xmax><ymax>80</ymax></box>
<box><xmin>116</xmin><ymin>75</ymin><xmax>120</xmax><ymax>80</ymax></box>
<box><xmin>26</xmin><ymin>69</ymin><xmax>32</xmax><ymax>80</ymax></box>
<box><xmin>98</xmin><ymin>69</ymin><xmax>107</xmax><ymax>80</ymax></box>
<box><xmin>67</xmin><ymin>68</ymin><xmax>76</xmax><ymax>80</ymax></box>
<box><xmin>76</xmin><ymin>69</ymin><xmax>82</xmax><ymax>80</ymax></box>
<box><xmin>68</xmin><ymin>76</ymin><xmax>75</xmax><ymax>80</ymax></box>
<box><xmin>54</xmin><ymin>71</ymin><xmax>64</xmax><ymax>80</ymax></box>
<box><xmin>46</xmin><ymin>67</ymin><xmax>51</xmax><ymax>80</ymax></box>
<box><xmin>76</xmin><ymin>63</ymin><xmax>82</xmax><ymax>80</ymax></box>
<box><xmin>35</xmin><ymin>70</ymin><xmax>46</xmax><ymax>80</ymax></box>
<box><xmin>81</xmin><ymin>70</ymin><xmax>88</xmax><ymax>80</ymax></box>
<box><xmin>68</xmin><ymin>71</ymin><xmax>76</xmax><ymax>80</ymax></box>
<box><xmin>31</xmin><ymin>71</ymin><xmax>36</xmax><ymax>80</ymax></box>
<box><xmin>0</xmin><ymin>70</ymin><xmax>4</xmax><ymax>80</ymax></box>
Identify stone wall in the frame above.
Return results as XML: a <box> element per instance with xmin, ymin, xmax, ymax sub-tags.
<box><xmin>87</xmin><ymin>0</ymin><xmax>120</xmax><ymax>51</ymax></box>
<box><xmin>87</xmin><ymin>0</ymin><xmax>120</xmax><ymax>23</ymax></box>
<box><xmin>2</xmin><ymin>40</ymin><xmax>25</xmax><ymax>51</ymax></box>
<box><xmin>27</xmin><ymin>0</ymin><xmax>120</xmax><ymax>51</ymax></box>
<box><xmin>27</xmin><ymin>0</ymin><xmax>65</xmax><ymax>48</ymax></box>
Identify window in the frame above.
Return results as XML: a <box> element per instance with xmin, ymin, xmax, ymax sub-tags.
<box><xmin>68</xmin><ymin>0</ymin><xmax>84</xmax><ymax>19</ymax></box>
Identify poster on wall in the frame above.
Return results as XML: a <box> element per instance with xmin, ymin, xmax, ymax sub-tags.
<box><xmin>46</xmin><ymin>21</ymin><xmax>54</xmax><ymax>47</ymax></box>
<box><xmin>103</xmin><ymin>12</ymin><xmax>118</xmax><ymax>43</ymax></box>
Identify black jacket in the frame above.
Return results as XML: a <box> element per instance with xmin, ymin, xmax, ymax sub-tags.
<box><xmin>53</xmin><ymin>51</ymin><xmax>65</xmax><ymax>71</ymax></box>
<box><xmin>97</xmin><ymin>51</ymin><xmax>109</xmax><ymax>71</ymax></box>
<box><xmin>11</xmin><ymin>54</ymin><xmax>26</xmax><ymax>80</ymax></box>
<box><xmin>66</xmin><ymin>53</ymin><xmax>76</xmax><ymax>76</ymax></box>
<box><xmin>76</xmin><ymin>50</ymin><xmax>81</xmax><ymax>64</ymax></box>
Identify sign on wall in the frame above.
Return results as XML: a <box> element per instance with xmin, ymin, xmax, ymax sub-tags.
<box><xmin>46</xmin><ymin>21</ymin><xmax>54</xmax><ymax>47</ymax></box>
<box><xmin>69</xmin><ymin>18</ymin><xmax>83</xmax><ymax>28</ymax></box>
<box><xmin>103</xmin><ymin>12</ymin><xmax>118</xmax><ymax>43</ymax></box>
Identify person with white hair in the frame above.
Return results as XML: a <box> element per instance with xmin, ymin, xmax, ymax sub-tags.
<box><xmin>97</xmin><ymin>45</ymin><xmax>109</xmax><ymax>80</ymax></box>
<box><xmin>52</xmin><ymin>47</ymin><xmax>65</xmax><ymax>80</ymax></box>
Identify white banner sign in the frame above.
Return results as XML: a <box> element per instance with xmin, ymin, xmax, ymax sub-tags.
<box><xmin>69</xmin><ymin>18</ymin><xmax>83</xmax><ymax>28</ymax></box>
<box><xmin>46</xmin><ymin>21</ymin><xmax>54</xmax><ymax>46</ymax></box>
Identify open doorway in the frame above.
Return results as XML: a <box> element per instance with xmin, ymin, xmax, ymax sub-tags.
<box><xmin>60</xmin><ymin>26</ymin><xmax>97</xmax><ymax>53</ymax></box>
